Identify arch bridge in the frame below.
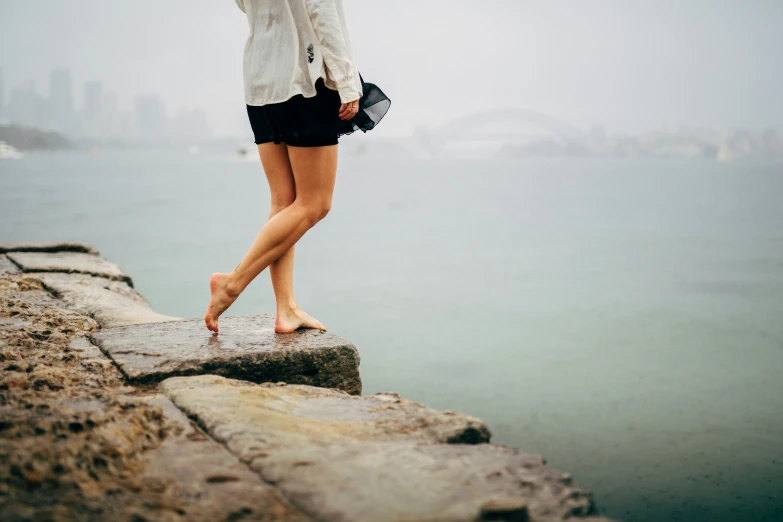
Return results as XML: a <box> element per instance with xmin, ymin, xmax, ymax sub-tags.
<box><xmin>416</xmin><ymin>109</ymin><xmax>584</xmax><ymax>151</ymax></box>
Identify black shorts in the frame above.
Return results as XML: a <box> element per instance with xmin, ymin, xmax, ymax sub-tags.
<box><xmin>246</xmin><ymin>77</ymin><xmax>342</xmax><ymax>147</ymax></box>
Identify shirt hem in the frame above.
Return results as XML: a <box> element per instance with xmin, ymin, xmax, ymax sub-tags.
<box><xmin>244</xmin><ymin>73</ymin><xmax>338</xmax><ymax>107</ymax></box>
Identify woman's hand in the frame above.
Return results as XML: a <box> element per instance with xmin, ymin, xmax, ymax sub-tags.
<box><xmin>339</xmin><ymin>99</ymin><xmax>359</xmax><ymax>121</ymax></box>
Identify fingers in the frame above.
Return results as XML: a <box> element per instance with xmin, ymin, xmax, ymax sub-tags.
<box><xmin>339</xmin><ymin>103</ymin><xmax>350</xmax><ymax>120</ymax></box>
<box><xmin>339</xmin><ymin>100</ymin><xmax>360</xmax><ymax>121</ymax></box>
<box><xmin>339</xmin><ymin>103</ymin><xmax>353</xmax><ymax>120</ymax></box>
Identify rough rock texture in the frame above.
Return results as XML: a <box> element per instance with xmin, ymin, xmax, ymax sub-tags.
<box><xmin>0</xmin><ymin>240</ymin><xmax>98</xmax><ymax>255</ymax></box>
<box><xmin>0</xmin><ymin>274</ymin><xmax>171</xmax><ymax>521</ymax></box>
<box><xmin>162</xmin><ymin>375</ymin><xmax>490</xmax><ymax>450</ymax></box>
<box><xmin>137</xmin><ymin>393</ymin><xmax>311</xmax><ymax>522</ymax></box>
<box><xmin>39</xmin><ymin>272</ymin><xmax>180</xmax><ymax>328</ymax></box>
<box><xmin>2</xmin><ymin>241</ymin><xmax>618</xmax><ymax>521</ymax></box>
<box><xmin>0</xmin><ymin>273</ymin><xmax>310</xmax><ymax>521</ymax></box>
<box><xmin>6</xmin><ymin>251</ymin><xmax>133</xmax><ymax>287</ymax></box>
<box><xmin>91</xmin><ymin>315</ymin><xmax>362</xmax><ymax>394</ymax></box>
<box><xmin>162</xmin><ymin>375</ymin><xmax>612</xmax><ymax>522</ymax></box>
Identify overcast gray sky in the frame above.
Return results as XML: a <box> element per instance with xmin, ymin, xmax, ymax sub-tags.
<box><xmin>1</xmin><ymin>0</ymin><xmax>781</xmax><ymax>137</ymax></box>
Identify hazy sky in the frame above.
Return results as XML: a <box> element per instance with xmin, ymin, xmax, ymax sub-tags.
<box><xmin>1</xmin><ymin>0</ymin><xmax>781</xmax><ymax>137</ymax></box>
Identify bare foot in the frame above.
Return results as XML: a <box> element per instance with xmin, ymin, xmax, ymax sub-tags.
<box><xmin>275</xmin><ymin>305</ymin><xmax>327</xmax><ymax>334</ymax></box>
<box><xmin>204</xmin><ymin>273</ymin><xmax>239</xmax><ymax>332</ymax></box>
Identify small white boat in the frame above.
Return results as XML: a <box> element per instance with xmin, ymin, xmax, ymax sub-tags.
<box><xmin>0</xmin><ymin>141</ymin><xmax>23</xmax><ymax>159</ymax></box>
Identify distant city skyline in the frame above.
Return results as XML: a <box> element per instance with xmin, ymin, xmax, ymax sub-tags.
<box><xmin>2</xmin><ymin>1</ymin><xmax>782</xmax><ymax>140</ymax></box>
<box><xmin>0</xmin><ymin>66</ymin><xmax>211</xmax><ymax>143</ymax></box>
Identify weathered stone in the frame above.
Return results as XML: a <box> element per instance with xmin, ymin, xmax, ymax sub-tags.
<box><xmin>91</xmin><ymin>315</ymin><xmax>362</xmax><ymax>394</ymax></box>
<box><xmin>1</xmin><ymin>270</ymin><xmax>310</xmax><ymax>521</ymax></box>
<box><xmin>0</xmin><ymin>392</ymin><xmax>174</xmax><ymax>521</ymax></box>
<box><xmin>137</xmin><ymin>393</ymin><xmax>312</xmax><ymax>522</ymax></box>
<box><xmin>6</xmin><ymin>251</ymin><xmax>132</xmax><ymax>286</ymax></box>
<box><xmin>3</xmin><ymin>243</ymin><xmax>618</xmax><ymax>521</ymax></box>
<box><xmin>0</xmin><ymin>240</ymin><xmax>99</xmax><ymax>255</ymax></box>
<box><xmin>0</xmin><ymin>277</ymin><xmax>174</xmax><ymax>520</ymax></box>
<box><xmin>0</xmin><ymin>254</ymin><xmax>22</xmax><ymax>275</ymax></box>
<box><xmin>38</xmin><ymin>272</ymin><xmax>180</xmax><ymax>328</ymax></box>
<box><xmin>162</xmin><ymin>375</ymin><xmax>489</xmax><ymax>451</ymax></box>
<box><xmin>161</xmin><ymin>375</ymin><xmax>610</xmax><ymax>522</ymax></box>
<box><xmin>69</xmin><ymin>336</ymin><xmax>122</xmax><ymax>376</ymax></box>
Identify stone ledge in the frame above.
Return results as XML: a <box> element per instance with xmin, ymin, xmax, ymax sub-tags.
<box><xmin>38</xmin><ymin>272</ymin><xmax>180</xmax><ymax>328</ymax></box>
<box><xmin>91</xmin><ymin>315</ymin><xmax>362</xmax><ymax>394</ymax></box>
<box><xmin>6</xmin><ymin>251</ymin><xmax>133</xmax><ymax>287</ymax></box>
<box><xmin>2</xmin><ymin>242</ymin><xmax>618</xmax><ymax>521</ymax></box>
<box><xmin>137</xmin><ymin>393</ymin><xmax>313</xmax><ymax>521</ymax></box>
<box><xmin>0</xmin><ymin>240</ymin><xmax>99</xmax><ymax>255</ymax></box>
<box><xmin>0</xmin><ymin>254</ymin><xmax>22</xmax><ymax>275</ymax></box>
<box><xmin>161</xmin><ymin>375</ymin><xmax>611</xmax><ymax>522</ymax></box>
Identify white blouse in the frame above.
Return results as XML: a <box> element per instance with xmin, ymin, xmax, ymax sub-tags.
<box><xmin>234</xmin><ymin>0</ymin><xmax>363</xmax><ymax>106</ymax></box>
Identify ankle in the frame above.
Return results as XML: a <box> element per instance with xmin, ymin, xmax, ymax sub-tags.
<box><xmin>276</xmin><ymin>300</ymin><xmax>299</xmax><ymax>314</ymax></box>
<box><xmin>222</xmin><ymin>274</ymin><xmax>243</xmax><ymax>299</ymax></box>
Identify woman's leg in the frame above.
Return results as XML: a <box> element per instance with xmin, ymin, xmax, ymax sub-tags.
<box><xmin>259</xmin><ymin>142</ymin><xmax>326</xmax><ymax>333</ymax></box>
<box><xmin>204</xmin><ymin>143</ymin><xmax>338</xmax><ymax>332</ymax></box>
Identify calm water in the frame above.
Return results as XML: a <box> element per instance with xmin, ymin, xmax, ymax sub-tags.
<box><xmin>2</xmin><ymin>147</ymin><xmax>782</xmax><ymax>522</ymax></box>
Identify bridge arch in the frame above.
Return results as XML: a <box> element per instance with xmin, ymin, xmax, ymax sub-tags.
<box><xmin>435</xmin><ymin>109</ymin><xmax>584</xmax><ymax>143</ymax></box>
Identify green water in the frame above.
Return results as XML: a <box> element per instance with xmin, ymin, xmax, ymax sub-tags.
<box><xmin>2</xmin><ymin>147</ymin><xmax>782</xmax><ymax>521</ymax></box>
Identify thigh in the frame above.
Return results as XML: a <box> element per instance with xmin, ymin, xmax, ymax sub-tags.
<box><xmin>257</xmin><ymin>142</ymin><xmax>296</xmax><ymax>206</ymax></box>
<box><xmin>286</xmin><ymin>144</ymin><xmax>338</xmax><ymax>206</ymax></box>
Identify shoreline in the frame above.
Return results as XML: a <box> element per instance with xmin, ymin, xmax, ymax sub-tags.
<box><xmin>1</xmin><ymin>241</ymin><xmax>617</xmax><ymax>522</ymax></box>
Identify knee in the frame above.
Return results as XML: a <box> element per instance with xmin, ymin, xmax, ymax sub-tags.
<box><xmin>318</xmin><ymin>199</ymin><xmax>332</xmax><ymax>220</ymax></box>
<box><xmin>300</xmin><ymin>199</ymin><xmax>332</xmax><ymax>224</ymax></box>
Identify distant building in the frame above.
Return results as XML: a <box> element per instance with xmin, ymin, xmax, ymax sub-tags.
<box><xmin>171</xmin><ymin>108</ymin><xmax>211</xmax><ymax>142</ymax></box>
<box><xmin>49</xmin><ymin>68</ymin><xmax>75</xmax><ymax>135</ymax></box>
<box><xmin>103</xmin><ymin>90</ymin><xmax>122</xmax><ymax>138</ymax></box>
<box><xmin>7</xmin><ymin>81</ymin><xmax>47</xmax><ymax>128</ymax></box>
<box><xmin>83</xmin><ymin>81</ymin><xmax>104</xmax><ymax>138</ymax></box>
<box><xmin>134</xmin><ymin>94</ymin><xmax>167</xmax><ymax>141</ymax></box>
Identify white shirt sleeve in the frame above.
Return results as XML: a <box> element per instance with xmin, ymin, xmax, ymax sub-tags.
<box><xmin>234</xmin><ymin>0</ymin><xmax>246</xmax><ymax>13</ymax></box>
<box><xmin>304</xmin><ymin>0</ymin><xmax>361</xmax><ymax>104</ymax></box>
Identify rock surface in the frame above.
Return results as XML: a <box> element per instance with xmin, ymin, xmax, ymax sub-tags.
<box><xmin>0</xmin><ymin>255</ymin><xmax>21</xmax><ymax>275</ymax></box>
<box><xmin>0</xmin><ymin>273</ymin><xmax>311</xmax><ymax>522</ymax></box>
<box><xmin>161</xmin><ymin>375</ymin><xmax>612</xmax><ymax>522</ymax></box>
<box><xmin>91</xmin><ymin>315</ymin><xmax>362</xmax><ymax>394</ymax></box>
<box><xmin>2</xmin><ymin>242</ymin><xmax>618</xmax><ymax>521</ymax></box>
<box><xmin>3</xmin><ymin>240</ymin><xmax>178</xmax><ymax>328</ymax></box>
<box><xmin>6</xmin><ymin>251</ymin><xmax>133</xmax><ymax>286</ymax></box>
<box><xmin>136</xmin><ymin>394</ymin><xmax>312</xmax><ymax>522</ymax></box>
<box><xmin>0</xmin><ymin>275</ymin><xmax>172</xmax><ymax>521</ymax></box>
<box><xmin>38</xmin><ymin>272</ymin><xmax>180</xmax><ymax>328</ymax></box>
<box><xmin>0</xmin><ymin>240</ymin><xmax>98</xmax><ymax>254</ymax></box>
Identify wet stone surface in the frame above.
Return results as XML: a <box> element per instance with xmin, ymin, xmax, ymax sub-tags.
<box><xmin>162</xmin><ymin>375</ymin><xmax>613</xmax><ymax>522</ymax></box>
<box><xmin>91</xmin><ymin>315</ymin><xmax>362</xmax><ymax>394</ymax></box>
